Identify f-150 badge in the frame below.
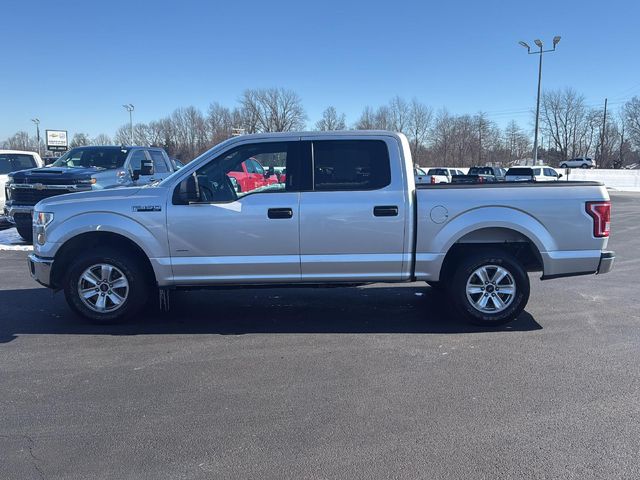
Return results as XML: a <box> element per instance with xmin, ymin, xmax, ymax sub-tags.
<box><xmin>132</xmin><ymin>205</ymin><xmax>162</xmax><ymax>212</ymax></box>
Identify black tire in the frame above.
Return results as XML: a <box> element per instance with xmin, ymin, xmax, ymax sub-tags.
<box><xmin>449</xmin><ymin>249</ymin><xmax>530</xmax><ymax>326</ymax></box>
<box><xmin>426</xmin><ymin>281</ymin><xmax>445</xmax><ymax>290</ymax></box>
<box><xmin>16</xmin><ymin>224</ymin><xmax>33</xmax><ymax>242</ymax></box>
<box><xmin>581</xmin><ymin>164</ymin><xmax>588</xmax><ymax>168</ymax></box>
<box><xmin>63</xmin><ymin>248</ymin><xmax>150</xmax><ymax>324</ymax></box>
<box><xmin>560</xmin><ymin>163</ymin><xmax>568</xmax><ymax>169</ymax></box>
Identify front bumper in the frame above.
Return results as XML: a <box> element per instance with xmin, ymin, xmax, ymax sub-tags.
<box><xmin>28</xmin><ymin>254</ymin><xmax>54</xmax><ymax>288</ymax></box>
<box><xmin>5</xmin><ymin>204</ymin><xmax>34</xmax><ymax>224</ymax></box>
<box><xmin>597</xmin><ymin>250</ymin><xmax>615</xmax><ymax>275</ymax></box>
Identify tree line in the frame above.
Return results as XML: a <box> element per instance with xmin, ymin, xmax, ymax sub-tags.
<box><xmin>3</xmin><ymin>87</ymin><xmax>640</xmax><ymax>168</ymax></box>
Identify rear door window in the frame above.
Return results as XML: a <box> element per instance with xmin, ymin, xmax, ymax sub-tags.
<box><xmin>312</xmin><ymin>140</ymin><xmax>391</xmax><ymax>191</ymax></box>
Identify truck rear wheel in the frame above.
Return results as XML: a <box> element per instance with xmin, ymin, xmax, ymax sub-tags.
<box><xmin>449</xmin><ymin>250</ymin><xmax>529</xmax><ymax>326</ymax></box>
<box><xmin>63</xmin><ymin>249</ymin><xmax>149</xmax><ymax>323</ymax></box>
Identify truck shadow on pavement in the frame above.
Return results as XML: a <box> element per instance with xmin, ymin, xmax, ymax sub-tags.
<box><xmin>0</xmin><ymin>285</ymin><xmax>542</xmax><ymax>343</ymax></box>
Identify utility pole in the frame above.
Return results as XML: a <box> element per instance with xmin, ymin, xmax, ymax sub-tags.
<box><xmin>31</xmin><ymin>118</ymin><xmax>41</xmax><ymax>157</ymax></box>
<box><xmin>519</xmin><ymin>36</ymin><xmax>561</xmax><ymax>165</ymax></box>
<box><xmin>599</xmin><ymin>98</ymin><xmax>608</xmax><ymax>168</ymax></box>
<box><xmin>122</xmin><ymin>104</ymin><xmax>135</xmax><ymax>145</ymax></box>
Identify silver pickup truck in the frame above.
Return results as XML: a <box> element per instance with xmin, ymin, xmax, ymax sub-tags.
<box><xmin>27</xmin><ymin>131</ymin><xmax>614</xmax><ymax>326</ymax></box>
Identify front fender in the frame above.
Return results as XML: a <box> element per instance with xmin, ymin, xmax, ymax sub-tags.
<box><xmin>35</xmin><ymin>211</ymin><xmax>168</xmax><ymax>260</ymax></box>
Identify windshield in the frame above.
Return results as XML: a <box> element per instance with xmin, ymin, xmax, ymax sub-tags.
<box><xmin>52</xmin><ymin>147</ymin><xmax>128</xmax><ymax>169</ymax></box>
<box><xmin>0</xmin><ymin>153</ymin><xmax>38</xmax><ymax>174</ymax></box>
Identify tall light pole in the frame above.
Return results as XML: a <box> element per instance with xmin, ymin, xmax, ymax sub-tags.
<box><xmin>519</xmin><ymin>36</ymin><xmax>560</xmax><ymax>165</ymax></box>
<box><xmin>31</xmin><ymin>118</ymin><xmax>41</xmax><ymax>156</ymax></box>
<box><xmin>122</xmin><ymin>104</ymin><xmax>135</xmax><ymax>145</ymax></box>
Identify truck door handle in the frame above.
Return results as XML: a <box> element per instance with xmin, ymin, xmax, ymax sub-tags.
<box><xmin>268</xmin><ymin>208</ymin><xmax>293</xmax><ymax>219</ymax></box>
<box><xmin>373</xmin><ymin>206</ymin><xmax>399</xmax><ymax>217</ymax></box>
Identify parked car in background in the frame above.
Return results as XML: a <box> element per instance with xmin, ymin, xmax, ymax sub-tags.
<box><xmin>415</xmin><ymin>167</ymin><xmax>464</xmax><ymax>184</ymax></box>
<box><xmin>532</xmin><ymin>167</ymin><xmax>562</xmax><ymax>181</ymax></box>
<box><xmin>560</xmin><ymin>157</ymin><xmax>594</xmax><ymax>169</ymax></box>
<box><xmin>227</xmin><ymin>157</ymin><xmax>279</xmax><ymax>193</ymax></box>
<box><xmin>27</xmin><ymin>131</ymin><xmax>614</xmax><ymax>327</ymax></box>
<box><xmin>4</xmin><ymin>145</ymin><xmax>175</xmax><ymax>241</ymax></box>
<box><xmin>1</xmin><ymin>150</ymin><xmax>44</xmax><ymax>211</ymax></box>
<box><xmin>505</xmin><ymin>167</ymin><xmax>536</xmax><ymax>182</ymax></box>
<box><xmin>468</xmin><ymin>166</ymin><xmax>506</xmax><ymax>182</ymax></box>
<box><xmin>451</xmin><ymin>174</ymin><xmax>497</xmax><ymax>184</ymax></box>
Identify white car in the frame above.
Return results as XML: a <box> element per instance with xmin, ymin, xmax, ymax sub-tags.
<box><xmin>415</xmin><ymin>167</ymin><xmax>464</xmax><ymax>184</ymax></box>
<box><xmin>532</xmin><ymin>167</ymin><xmax>562</xmax><ymax>182</ymax></box>
<box><xmin>1</xmin><ymin>150</ymin><xmax>44</xmax><ymax>211</ymax></box>
<box><xmin>559</xmin><ymin>157</ymin><xmax>594</xmax><ymax>169</ymax></box>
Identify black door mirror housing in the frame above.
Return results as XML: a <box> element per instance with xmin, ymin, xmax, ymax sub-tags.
<box><xmin>173</xmin><ymin>175</ymin><xmax>199</xmax><ymax>205</ymax></box>
<box><xmin>140</xmin><ymin>159</ymin><xmax>154</xmax><ymax>176</ymax></box>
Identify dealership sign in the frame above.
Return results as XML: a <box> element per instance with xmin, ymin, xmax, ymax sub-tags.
<box><xmin>46</xmin><ymin>130</ymin><xmax>68</xmax><ymax>152</ymax></box>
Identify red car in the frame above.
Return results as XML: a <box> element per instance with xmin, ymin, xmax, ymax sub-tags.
<box><xmin>228</xmin><ymin>158</ymin><xmax>279</xmax><ymax>193</ymax></box>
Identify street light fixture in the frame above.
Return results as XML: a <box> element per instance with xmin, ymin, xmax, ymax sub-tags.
<box><xmin>122</xmin><ymin>104</ymin><xmax>135</xmax><ymax>145</ymax></box>
<box><xmin>31</xmin><ymin>118</ymin><xmax>41</xmax><ymax>157</ymax></box>
<box><xmin>518</xmin><ymin>36</ymin><xmax>561</xmax><ymax>165</ymax></box>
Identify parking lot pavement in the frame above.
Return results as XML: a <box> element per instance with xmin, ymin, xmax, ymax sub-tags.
<box><xmin>0</xmin><ymin>192</ymin><xmax>639</xmax><ymax>480</ymax></box>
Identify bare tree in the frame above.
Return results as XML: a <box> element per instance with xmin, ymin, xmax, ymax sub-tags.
<box><xmin>92</xmin><ymin>133</ymin><xmax>112</xmax><ymax>145</ymax></box>
<box><xmin>624</xmin><ymin>96</ymin><xmax>640</xmax><ymax>149</ymax></box>
<box><xmin>539</xmin><ymin>88</ymin><xmax>589</xmax><ymax>162</ymax></box>
<box><xmin>354</xmin><ymin>106</ymin><xmax>377</xmax><ymax>130</ymax></box>
<box><xmin>240</xmin><ymin>88</ymin><xmax>306</xmax><ymax>132</ymax></box>
<box><xmin>406</xmin><ymin>99</ymin><xmax>433</xmax><ymax>164</ymax></box>
<box><xmin>315</xmin><ymin>106</ymin><xmax>346</xmax><ymax>131</ymax></box>
<box><xmin>3</xmin><ymin>131</ymin><xmax>35</xmax><ymax>151</ymax></box>
<box><xmin>504</xmin><ymin>120</ymin><xmax>530</xmax><ymax>161</ymax></box>
<box><xmin>70</xmin><ymin>133</ymin><xmax>90</xmax><ymax>147</ymax></box>
<box><xmin>207</xmin><ymin>102</ymin><xmax>233</xmax><ymax>144</ymax></box>
<box><xmin>388</xmin><ymin>96</ymin><xmax>411</xmax><ymax>132</ymax></box>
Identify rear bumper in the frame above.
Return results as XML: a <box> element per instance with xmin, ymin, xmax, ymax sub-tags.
<box><xmin>541</xmin><ymin>250</ymin><xmax>615</xmax><ymax>280</ymax></box>
<box><xmin>28</xmin><ymin>254</ymin><xmax>54</xmax><ymax>288</ymax></box>
<box><xmin>597</xmin><ymin>251</ymin><xmax>615</xmax><ymax>275</ymax></box>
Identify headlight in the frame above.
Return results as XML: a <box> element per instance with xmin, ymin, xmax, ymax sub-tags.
<box><xmin>34</xmin><ymin>211</ymin><xmax>54</xmax><ymax>227</ymax></box>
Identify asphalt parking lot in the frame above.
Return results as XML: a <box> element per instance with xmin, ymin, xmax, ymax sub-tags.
<box><xmin>1</xmin><ymin>192</ymin><xmax>639</xmax><ymax>480</ymax></box>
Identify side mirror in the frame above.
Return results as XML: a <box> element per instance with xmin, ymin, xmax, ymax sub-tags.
<box><xmin>131</xmin><ymin>169</ymin><xmax>140</xmax><ymax>181</ymax></box>
<box><xmin>140</xmin><ymin>159</ymin><xmax>154</xmax><ymax>176</ymax></box>
<box><xmin>265</xmin><ymin>166</ymin><xmax>275</xmax><ymax>178</ymax></box>
<box><xmin>558</xmin><ymin>173</ymin><xmax>563</xmax><ymax>178</ymax></box>
<box><xmin>173</xmin><ymin>175</ymin><xmax>199</xmax><ymax>205</ymax></box>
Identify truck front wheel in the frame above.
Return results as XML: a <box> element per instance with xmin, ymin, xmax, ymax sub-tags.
<box><xmin>16</xmin><ymin>224</ymin><xmax>33</xmax><ymax>242</ymax></box>
<box><xmin>63</xmin><ymin>249</ymin><xmax>149</xmax><ymax>323</ymax></box>
<box><xmin>449</xmin><ymin>250</ymin><xmax>530</xmax><ymax>326</ymax></box>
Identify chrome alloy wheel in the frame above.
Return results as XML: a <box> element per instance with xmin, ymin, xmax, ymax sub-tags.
<box><xmin>77</xmin><ymin>263</ymin><xmax>130</xmax><ymax>313</ymax></box>
<box><xmin>465</xmin><ymin>265</ymin><xmax>516</xmax><ymax>314</ymax></box>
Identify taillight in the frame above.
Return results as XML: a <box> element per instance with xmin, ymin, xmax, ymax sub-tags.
<box><xmin>586</xmin><ymin>201</ymin><xmax>611</xmax><ymax>237</ymax></box>
<box><xmin>430</xmin><ymin>176</ymin><xmax>436</xmax><ymax>184</ymax></box>
<box><xmin>478</xmin><ymin>176</ymin><xmax>484</xmax><ymax>183</ymax></box>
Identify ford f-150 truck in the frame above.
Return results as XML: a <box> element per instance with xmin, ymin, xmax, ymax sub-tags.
<box><xmin>27</xmin><ymin>131</ymin><xmax>614</xmax><ymax>326</ymax></box>
<box><xmin>4</xmin><ymin>145</ymin><xmax>175</xmax><ymax>241</ymax></box>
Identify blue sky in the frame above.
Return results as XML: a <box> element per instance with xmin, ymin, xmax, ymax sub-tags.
<box><xmin>2</xmin><ymin>0</ymin><xmax>639</xmax><ymax>140</ymax></box>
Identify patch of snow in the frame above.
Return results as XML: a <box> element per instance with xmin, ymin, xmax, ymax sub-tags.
<box><xmin>0</xmin><ymin>228</ymin><xmax>33</xmax><ymax>251</ymax></box>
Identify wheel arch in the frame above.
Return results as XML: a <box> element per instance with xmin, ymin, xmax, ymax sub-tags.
<box><xmin>439</xmin><ymin>227</ymin><xmax>544</xmax><ymax>284</ymax></box>
<box><xmin>50</xmin><ymin>231</ymin><xmax>157</xmax><ymax>289</ymax></box>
